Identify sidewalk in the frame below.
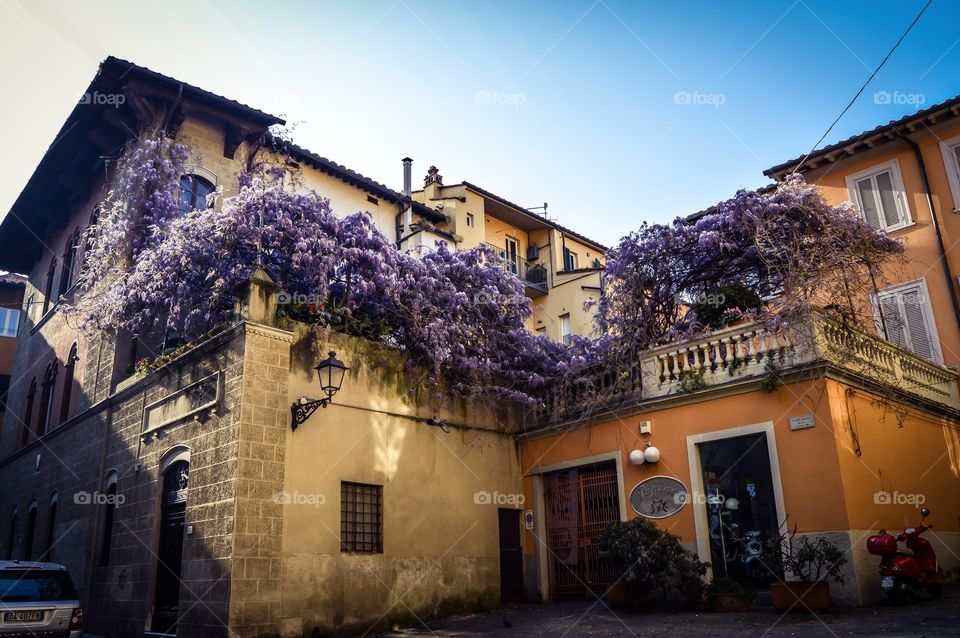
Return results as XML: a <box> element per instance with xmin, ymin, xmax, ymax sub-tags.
<box><xmin>377</xmin><ymin>586</ymin><xmax>960</xmax><ymax>637</ymax></box>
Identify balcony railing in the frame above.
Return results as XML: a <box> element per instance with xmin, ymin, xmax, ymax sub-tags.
<box><xmin>535</xmin><ymin>315</ymin><xmax>960</xmax><ymax>425</ymax></box>
<box><xmin>484</xmin><ymin>243</ymin><xmax>548</xmax><ymax>296</ymax></box>
<box><xmin>640</xmin><ymin>316</ymin><xmax>960</xmax><ymax>408</ymax></box>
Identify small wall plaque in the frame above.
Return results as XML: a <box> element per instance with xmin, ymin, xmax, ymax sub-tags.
<box><xmin>630</xmin><ymin>476</ymin><xmax>687</xmax><ymax>519</ymax></box>
<box><xmin>789</xmin><ymin>414</ymin><xmax>815</xmax><ymax>431</ymax></box>
<box><xmin>524</xmin><ymin>510</ymin><xmax>534</xmax><ymax>530</ymax></box>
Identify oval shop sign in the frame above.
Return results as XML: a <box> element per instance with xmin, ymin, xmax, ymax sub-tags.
<box><xmin>630</xmin><ymin>476</ymin><xmax>687</xmax><ymax>519</ymax></box>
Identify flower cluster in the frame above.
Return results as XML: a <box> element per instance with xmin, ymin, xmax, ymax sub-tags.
<box><xmin>70</xmin><ymin>132</ymin><xmax>905</xmax><ymax>411</ymax></box>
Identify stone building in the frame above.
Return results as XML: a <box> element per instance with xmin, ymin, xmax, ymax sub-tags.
<box><xmin>0</xmin><ymin>58</ymin><xmax>530</xmax><ymax>637</ymax></box>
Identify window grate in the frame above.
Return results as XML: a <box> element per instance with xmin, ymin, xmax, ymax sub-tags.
<box><xmin>340</xmin><ymin>482</ymin><xmax>383</xmax><ymax>553</ymax></box>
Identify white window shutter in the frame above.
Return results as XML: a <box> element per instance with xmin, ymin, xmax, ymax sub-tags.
<box><xmin>878</xmin><ymin>295</ymin><xmax>907</xmax><ymax>349</ymax></box>
<box><xmin>900</xmin><ymin>289</ymin><xmax>935</xmax><ymax>361</ymax></box>
<box><xmin>874</xmin><ymin>171</ymin><xmax>902</xmax><ymax>228</ymax></box>
<box><xmin>856</xmin><ymin>178</ymin><xmax>882</xmax><ymax>230</ymax></box>
<box><xmin>952</xmin><ymin>144</ymin><xmax>960</xmax><ymax>177</ymax></box>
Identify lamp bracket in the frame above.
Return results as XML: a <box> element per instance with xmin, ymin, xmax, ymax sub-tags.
<box><xmin>291</xmin><ymin>397</ymin><xmax>330</xmax><ymax>430</ymax></box>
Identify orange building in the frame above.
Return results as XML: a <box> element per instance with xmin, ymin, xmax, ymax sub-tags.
<box><xmin>0</xmin><ymin>274</ymin><xmax>25</xmax><ymax>441</ymax></box>
<box><xmin>517</xmin><ymin>98</ymin><xmax>960</xmax><ymax>606</ymax></box>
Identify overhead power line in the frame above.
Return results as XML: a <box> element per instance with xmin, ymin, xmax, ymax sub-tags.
<box><xmin>792</xmin><ymin>0</ymin><xmax>934</xmax><ymax>173</ymax></box>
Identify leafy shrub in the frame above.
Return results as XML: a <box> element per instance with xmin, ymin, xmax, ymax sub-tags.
<box><xmin>599</xmin><ymin>517</ymin><xmax>708</xmax><ymax>608</ymax></box>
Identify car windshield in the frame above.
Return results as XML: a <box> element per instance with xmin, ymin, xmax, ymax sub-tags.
<box><xmin>0</xmin><ymin>569</ymin><xmax>77</xmax><ymax>603</ymax></box>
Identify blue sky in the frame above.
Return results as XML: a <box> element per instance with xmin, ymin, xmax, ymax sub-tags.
<box><xmin>0</xmin><ymin>0</ymin><xmax>956</xmax><ymax>247</ymax></box>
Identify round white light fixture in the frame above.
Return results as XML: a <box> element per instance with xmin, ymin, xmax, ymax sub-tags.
<box><xmin>725</xmin><ymin>497</ymin><xmax>740</xmax><ymax>511</ymax></box>
<box><xmin>629</xmin><ymin>449</ymin><xmax>646</xmax><ymax>465</ymax></box>
<box><xmin>643</xmin><ymin>444</ymin><xmax>661</xmax><ymax>463</ymax></box>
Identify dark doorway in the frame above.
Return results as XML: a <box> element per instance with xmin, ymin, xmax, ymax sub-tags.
<box><xmin>697</xmin><ymin>433</ymin><xmax>781</xmax><ymax>585</ymax></box>
<box><xmin>498</xmin><ymin>509</ymin><xmax>524</xmax><ymax>603</ymax></box>
<box><xmin>542</xmin><ymin>461</ymin><xmax>620</xmax><ymax>599</ymax></box>
<box><xmin>152</xmin><ymin>460</ymin><xmax>189</xmax><ymax>635</ymax></box>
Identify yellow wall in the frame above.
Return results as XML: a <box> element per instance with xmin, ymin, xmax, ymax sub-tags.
<box><xmin>278</xmin><ymin>327</ymin><xmax>522</xmax><ymax>634</ymax></box>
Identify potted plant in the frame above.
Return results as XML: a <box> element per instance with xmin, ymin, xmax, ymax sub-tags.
<box><xmin>598</xmin><ymin>518</ymin><xmax>708</xmax><ymax>609</ymax></box>
<box><xmin>768</xmin><ymin>528</ymin><xmax>847</xmax><ymax>612</ymax></box>
<box><xmin>705</xmin><ymin>577</ymin><xmax>757</xmax><ymax>612</ymax></box>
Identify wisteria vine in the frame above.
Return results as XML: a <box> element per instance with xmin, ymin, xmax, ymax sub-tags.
<box><xmin>69</xmin><ymin>132</ymin><xmax>906</xmax><ymax>409</ymax></box>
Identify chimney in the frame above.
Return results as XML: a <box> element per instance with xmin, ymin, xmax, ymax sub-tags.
<box><xmin>399</xmin><ymin>157</ymin><xmax>414</xmax><ymax>243</ymax></box>
<box><xmin>402</xmin><ymin>157</ymin><xmax>413</xmax><ymax>198</ymax></box>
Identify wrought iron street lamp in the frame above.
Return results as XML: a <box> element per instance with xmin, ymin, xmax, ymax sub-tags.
<box><xmin>291</xmin><ymin>351</ymin><xmax>349</xmax><ymax>430</ymax></box>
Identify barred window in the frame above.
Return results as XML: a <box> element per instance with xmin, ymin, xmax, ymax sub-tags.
<box><xmin>340</xmin><ymin>482</ymin><xmax>382</xmax><ymax>553</ymax></box>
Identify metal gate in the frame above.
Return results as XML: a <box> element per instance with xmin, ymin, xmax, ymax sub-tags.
<box><xmin>543</xmin><ymin>462</ymin><xmax>621</xmax><ymax>598</ymax></box>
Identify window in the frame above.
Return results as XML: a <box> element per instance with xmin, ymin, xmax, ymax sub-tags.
<box><xmin>37</xmin><ymin>362</ymin><xmax>57</xmax><ymax>437</ymax></box>
<box><xmin>873</xmin><ymin>279</ymin><xmax>943</xmax><ymax>364</ymax></box>
<box><xmin>41</xmin><ymin>493</ymin><xmax>57</xmax><ymax>562</ymax></box>
<box><xmin>563</xmin><ymin>247</ymin><xmax>578</xmax><ymax>271</ymax></box>
<box><xmin>466</xmin><ymin>213</ymin><xmax>475</xmax><ymax>228</ymax></box>
<box><xmin>939</xmin><ymin>135</ymin><xmax>960</xmax><ymax>211</ymax></box>
<box><xmin>340</xmin><ymin>482</ymin><xmax>382</xmax><ymax>553</ymax></box>
<box><xmin>5</xmin><ymin>508</ymin><xmax>15</xmax><ymax>560</ymax></box>
<box><xmin>42</xmin><ymin>258</ymin><xmax>57</xmax><ymax>315</ymax></box>
<box><xmin>0</xmin><ymin>568</ymin><xmax>77</xmax><ymax>603</ymax></box>
<box><xmin>58</xmin><ymin>230</ymin><xmax>80</xmax><ymax>298</ymax></box>
<box><xmin>20</xmin><ymin>378</ymin><xmax>36</xmax><ymax>448</ymax></box>
<box><xmin>0</xmin><ymin>308</ymin><xmax>20</xmax><ymax>338</ymax></box>
<box><xmin>0</xmin><ymin>375</ymin><xmax>9</xmax><ymax>413</ymax></box>
<box><xmin>99</xmin><ymin>473</ymin><xmax>118</xmax><ymax>566</ymax></box>
<box><xmin>845</xmin><ymin>160</ymin><xmax>910</xmax><ymax>232</ymax></box>
<box><xmin>23</xmin><ymin>502</ymin><xmax>37</xmax><ymax>561</ymax></box>
<box><xmin>178</xmin><ymin>174</ymin><xmax>214</xmax><ymax>213</ymax></box>
<box><xmin>59</xmin><ymin>344</ymin><xmax>78</xmax><ymax>425</ymax></box>
<box><xmin>560</xmin><ymin>314</ymin><xmax>572</xmax><ymax>346</ymax></box>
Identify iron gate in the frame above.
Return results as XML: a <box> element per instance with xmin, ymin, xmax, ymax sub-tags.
<box><xmin>543</xmin><ymin>462</ymin><xmax>621</xmax><ymax>598</ymax></box>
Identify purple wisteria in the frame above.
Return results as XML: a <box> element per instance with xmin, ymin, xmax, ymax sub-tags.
<box><xmin>71</xmin><ymin>133</ymin><xmax>906</xmax><ymax>406</ymax></box>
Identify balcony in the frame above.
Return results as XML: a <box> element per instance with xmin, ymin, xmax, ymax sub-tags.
<box><xmin>641</xmin><ymin>316</ymin><xmax>960</xmax><ymax>408</ymax></box>
<box><xmin>536</xmin><ymin>315</ymin><xmax>960</xmax><ymax>425</ymax></box>
<box><xmin>484</xmin><ymin>243</ymin><xmax>549</xmax><ymax>297</ymax></box>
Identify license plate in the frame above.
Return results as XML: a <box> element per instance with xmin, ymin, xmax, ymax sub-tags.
<box><xmin>3</xmin><ymin>610</ymin><xmax>43</xmax><ymax>622</ymax></box>
<box><xmin>881</xmin><ymin>576</ymin><xmax>895</xmax><ymax>589</ymax></box>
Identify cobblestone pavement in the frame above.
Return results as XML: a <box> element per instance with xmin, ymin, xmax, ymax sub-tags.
<box><xmin>378</xmin><ymin>586</ymin><xmax>960</xmax><ymax>637</ymax></box>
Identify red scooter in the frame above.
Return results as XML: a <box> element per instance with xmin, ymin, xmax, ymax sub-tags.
<box><xmin>867</xmin><ymin>508</ymin><xmax>940</xmax><ymax>602</ymax></box>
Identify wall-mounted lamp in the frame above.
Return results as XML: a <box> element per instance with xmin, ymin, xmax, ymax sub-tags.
<box><xmin>291</xmin><ymin>351</ymin><xmax>349</xmax><ymax>430</ymax></box>
<box><xmin>629</xmin><ymin>442</ymin><xmax>661</xmax><ymax>465</ymax></box>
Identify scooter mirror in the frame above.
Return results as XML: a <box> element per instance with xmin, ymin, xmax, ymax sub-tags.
<box><xmin>921</xmin><ymin>508</ymin><xmax>930</xmax><ymax>518</ymax></box>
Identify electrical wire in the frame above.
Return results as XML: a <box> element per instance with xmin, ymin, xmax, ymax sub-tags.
<box><xmin>790</xmin><ymin>0</ymin><xmax>934</xmax><ymax>174</ymax></box>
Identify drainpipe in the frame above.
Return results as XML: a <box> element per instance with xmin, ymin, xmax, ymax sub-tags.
<box><xmin>896</xmin><ymin>130</ymin><xmax>960</xmax><ymax>334</ymax></box>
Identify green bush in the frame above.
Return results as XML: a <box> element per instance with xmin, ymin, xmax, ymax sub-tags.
<box><xmin>599</xmin><ymin>517</ymin><xmax>709</xmax><ymax>608</ymax></box>
<box><xmin>692</xmin><ymin>283</ymin><xmax>763</xmax><ymax>329</ymax></box>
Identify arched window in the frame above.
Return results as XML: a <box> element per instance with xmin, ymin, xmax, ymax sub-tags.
<box><xmin>37</xmin><ymin>361</ymin><xmax>57</xmax><ymax>436</ymax></box>
<box><xmin>41</xmin><ymin>492</ymin><xmax>58</xmax><ymax>561</ymax></box>
<box><xmin>20</xmin><ymin>378</ymin><xmax>37</xmax><ymax>448</ymax></box>
<box><xmin>5</xmin><ymin>507</ymin><xmax>16</xmax><ymax>560</ymax></box>
<box><xmin>59</xmin><ymin>344</ymin><xmax>79</xmax><ymax>425</ymax></box>
<box><xmin>42</xmin><ymin>258</ymin><xmax>57</xmax><ymax>315</ymax></box>
<box><xmin>58</xmin><ymin>230</ymin><xmax>80</xmax><ymax>298</ymax></box>
<box><xmin>178</xmin><ymin>174</ymin><xmax>214</xmax><ymax>214</ymax></box>
<box><xmin>23</xmin><ymin>501</ymin><xmax>38</xmax><ymax>561</ymax></box>
<box><xmin>99</xmin><ymin>471</ymin><xmax>118</xmax><ymax>566</ymax></box>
